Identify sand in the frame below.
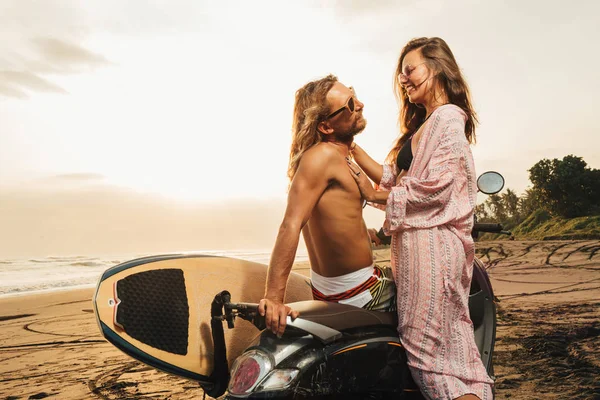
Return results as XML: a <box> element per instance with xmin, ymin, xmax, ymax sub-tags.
<box><xmin>1</xmin><ymin>241</ymin><xmax>598</xmax><ymax>399</ymax></box>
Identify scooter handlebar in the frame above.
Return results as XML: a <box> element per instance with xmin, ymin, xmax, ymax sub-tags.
<box><xmin>223</xmin><ymin>301</ymin><xmax>266</xmax><ymax>330</ymax></box>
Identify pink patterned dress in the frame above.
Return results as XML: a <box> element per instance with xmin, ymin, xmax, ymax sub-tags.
<box><xmin>378</xmin><ymin>104</ymin><xmax>494</xmax><ymax>399</ymax></box>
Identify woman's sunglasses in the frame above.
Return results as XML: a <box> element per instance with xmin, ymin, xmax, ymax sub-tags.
<box><xmin>398</xmin><ymin>62</ymin><xmax>426</xmax><ymax>80</ymax></box>
<box><xmin>325</xmin><ymin>87</ymin><xmax>356</xmax><ymax>120</ymax></box>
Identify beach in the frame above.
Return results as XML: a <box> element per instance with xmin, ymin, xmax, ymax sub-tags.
<box><xmin>1</xmin><ymin>241</ymin><xmax>598</xmax><ymax>399</ymax></box>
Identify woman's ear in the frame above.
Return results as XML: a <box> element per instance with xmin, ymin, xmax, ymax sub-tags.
<box><xmin>318</xmin><ymin>121</ymin><xmax>334</xmax><ymax>136</ymax></box>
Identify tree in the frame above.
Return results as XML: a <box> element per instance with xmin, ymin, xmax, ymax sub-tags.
<box><xmin>501</xmin><ymin>188</ymin><xmax>520</xmax><ymax>223</ymax></box>
<box><xmin>518</xmin><ymin>187</ymin><xmax>543</xmax><ymax>218</ymax></box>
<box><xmin>475</xmin><ymin>193</ymin><xmax>508</xmax><ymax>223</ymax></box>
<box><xmin>474</xmin><ymin>203</ymin><xmax>490</xmax><ymax>221</ymax></box>
<box><xmin>487</xmin><ymin>194</ymin><xmax>508</xmax><ymax>222</ymax></box>
<box><xmin>528</xmin><ymin>155</ymin><xmax>600</xmax><ymax>218</ymax></box>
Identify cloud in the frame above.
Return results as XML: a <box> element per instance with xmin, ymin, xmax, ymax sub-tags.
<box><xmin>33</xmin><ymin>38</ymin><xmax>111</xmax><ymax>72</ymax></box>
<box><xmin>47</xmin><ymin>173</ymin><xmax>106</xmax><ymax>182</ymax></box>
<box><xmin>0</xmin><ymin>82</ymin><xmax>28</xmax><ymax>99</ymax></box>
<box><xmin>0</xmin><ymin>37</ymin><xmax>111</xmax><ymax>99</ymax></box>
<box><xmin>33</xmin><ymin>173</ymin><xmax>107</xmax><ymax>187</ymax></box>
<box><xmin>0</xmin><ymin>70</ymin><xmax>67</xmax><ymax>96</ymax></box>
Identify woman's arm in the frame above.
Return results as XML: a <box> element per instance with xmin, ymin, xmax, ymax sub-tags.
<box><xmin>346</xmin><ymin>159</ymin><xmax>390</xmax><ymax>204</ymax></box>
<box><xmin>351</xmin><ymin>143</ymin><xmax>383</xmax><ymax>184</ymax></box>
<box><xmin>382</xmin><ymin>108</ymin><xmax>475</xmax><ymax>233</ymax></box>
<box><xmin>368</xmin><ymin>189</ymin><xmax>391</xmax><ymax>204</ymax></box>
<box><xmin>350</xmin><ymin>107</ymin><xmax>474</xmax><ymax>235</ymax></box>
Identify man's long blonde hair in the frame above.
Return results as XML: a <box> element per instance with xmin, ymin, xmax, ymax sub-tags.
<box><xmin>288</xmin><ymin>74</ymin><xmax>338</xmax><ymax>181</ymax></box>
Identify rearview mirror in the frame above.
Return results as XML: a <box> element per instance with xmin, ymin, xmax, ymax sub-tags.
<box><xmin>477</xmin><ymin>171</ymin><xmax>504</xmax><ymax>195</ymax></box>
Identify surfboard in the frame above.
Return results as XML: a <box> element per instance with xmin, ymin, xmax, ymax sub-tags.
<box><xmin>92</xmin><ymin>254</ymin><xmax>312</xmax><ymax>385</ymax></box>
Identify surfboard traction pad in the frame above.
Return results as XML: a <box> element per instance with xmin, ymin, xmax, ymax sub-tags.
<box><xmin>115</xmin><ymin>268</ymin><xmax>189</xmax><ymax>356</ymax></box>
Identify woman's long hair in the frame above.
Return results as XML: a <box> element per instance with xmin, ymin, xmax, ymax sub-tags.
<box><xmin>387</xmin><ymin>37</ymin><xmax>478</xmax><ymax>163</ymax></box>
<box><xmin>288</xmin><ymin>74</ymin><xmax>338</xmax><ymax>180</ymax></box>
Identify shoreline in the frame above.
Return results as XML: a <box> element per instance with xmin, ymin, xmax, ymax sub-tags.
<box><xmin>0</xmin><ymin>283</ymin><xmax>97</xmax><ymax>300</ymax></box>
<box><xmin>1</xmin><ymin>241</ymin><xmax>598</xmax><ymax>399</ymax></box>
<box><xmin>0</xmin><ymin>251</ymin><xmax>313</xmax><ymax>300</ymax></box>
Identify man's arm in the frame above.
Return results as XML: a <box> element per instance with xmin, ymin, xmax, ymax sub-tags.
<box><xmin>258</xmin><ymin>147</ymin><xmax>333</xmax><ymax>337</ymax></box>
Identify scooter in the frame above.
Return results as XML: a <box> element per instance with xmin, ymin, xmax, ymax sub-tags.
<box><xmin>204</xmin><ymin>171</ymin><xmax>508</xmax><ymax>400</ymax></box>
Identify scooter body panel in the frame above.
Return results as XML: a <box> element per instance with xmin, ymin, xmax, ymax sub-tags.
<box><xmin>225</xmin><ymin>257</ymin><xmax>496</xmax><ymax>399</ymax></box>
<box><xmin>227</xmin><ymin>326</ymin><xmax>419</xmax><ymax>399</ymax></box>
<box><xmin>469</xmin><ymin>258</ymin><xmax>497</xmax><ymax>372</ymax></box>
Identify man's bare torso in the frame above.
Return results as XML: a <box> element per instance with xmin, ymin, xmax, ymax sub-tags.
<box><xmin>301</xmin><ymin>143</ymin><xmax>374</xmax><ymax>277</ymax></box>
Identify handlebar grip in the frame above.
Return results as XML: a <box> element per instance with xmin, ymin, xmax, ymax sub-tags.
<box><xmin>376</xmin><ymin>228</ymin><xmax>392</xmax><ymax>245</ymax></box>
<box><xmin>253</xmin><ymin>314</ymin><xmax>267</xmax><ymax>330</ymax></box>
<box><xmin>473</xmin><ymin>223</ymin><xmax>504</xmax><ymax>233</ymax></box>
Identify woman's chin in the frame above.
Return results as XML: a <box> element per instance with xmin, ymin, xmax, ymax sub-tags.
<box><xmin>407</xmin><ymin>94</ymin><xmax>423</xmax><ymax>105</ymax></box>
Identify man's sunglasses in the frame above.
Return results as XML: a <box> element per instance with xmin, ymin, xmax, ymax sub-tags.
<box><xmin>325</xmin><ymin>87</ymin><xmax>356</xmax><ymax>120</ymax></box>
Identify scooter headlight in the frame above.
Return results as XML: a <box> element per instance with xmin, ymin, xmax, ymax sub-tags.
<box><xmin>256</xmin><ymin>368</ymin><xmax>299</xmax><ymax>391</ymax></box>
<box><xmin>228</xmin><ymin>349</ymin><xmax>273</xmax><ymax>396</ymax></box>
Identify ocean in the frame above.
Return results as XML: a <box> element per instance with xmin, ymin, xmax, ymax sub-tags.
<box><xmin>0</xmin><ymin>249</ymin><xmax>310</xmax><ymax>298</ymax></box>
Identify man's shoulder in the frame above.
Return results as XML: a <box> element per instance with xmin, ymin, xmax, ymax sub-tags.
<box><xmin>295</xmin><ymin>143</ymin><xmax>343</xmax><ymax>180</ymax></box>
<box><xmin>301</xmin><ymin>142</ymin><xmax>341</xmax><ymax>163</ymax></box>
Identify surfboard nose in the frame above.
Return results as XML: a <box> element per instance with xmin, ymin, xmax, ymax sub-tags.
<box><xmin>93</xmin><ymin>254</ymin><xmax>312</xmax><ymax>385</ymax></box>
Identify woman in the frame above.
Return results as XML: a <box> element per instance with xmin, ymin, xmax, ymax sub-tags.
<box><xmin>347</xmin><ymin>37</ymin><xmax>494</xmax><ymax>400</ymax></box>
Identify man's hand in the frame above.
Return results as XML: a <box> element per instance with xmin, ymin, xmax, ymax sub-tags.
<box><xmin>257</xmin><ymin>298</ymin><xmax>300</xmax><ymax>338</ymax></box>
<box><xmin>346</xmin><ymin>157</ymin><xmax>376</xmax><ymax>202</ymax></box>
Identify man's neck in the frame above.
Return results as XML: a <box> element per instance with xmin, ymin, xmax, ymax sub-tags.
<box><xmin>323</xmin><ymin>139</ymin><xmax>353</xmax><ymax>157</ymax></box>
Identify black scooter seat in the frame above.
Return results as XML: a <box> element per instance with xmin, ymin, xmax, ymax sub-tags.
<box><xmin>287</xmin><ymin>300</ymin><xmax>397</xmax><ymax>331</ymax></box>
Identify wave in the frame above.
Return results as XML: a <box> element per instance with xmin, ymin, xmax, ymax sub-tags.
<box><xmin>69</xmin><ymin>261</ymin><xmax>110</xmax><ymax>267</ymax></box>
<box><xmin>0</xmin><ymin>250</ymin><xmax>305</xmax><ymax>298</ymax></box>
<box><xmin>1</xmin><ymin>283</ymin><xmax>96</xmax><ymax>298</ymax></box>
<box><xmin>28</xmin><ymin>256</ymin><xmax>96</xmax><ymax>263</ymax></box>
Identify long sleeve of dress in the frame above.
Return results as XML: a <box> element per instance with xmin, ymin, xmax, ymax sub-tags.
<box><xmin>383</xmin><ymin>107</ymin><xmax>476</xmax><ymax>235</ymax></box>
<box><xmin>368</xmin><ymin>163</ymin><xmax>398</xmax><ymax>212</ymax></box>
<box><xmin>379</xmin><ymin>163</ymin><xmax>398</xmax><ymax>191</ymax></box>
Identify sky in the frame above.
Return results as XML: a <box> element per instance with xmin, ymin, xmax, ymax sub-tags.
<box><xmin>1</xmin><ymin>0</ymin><xmax>599</xmax><ymax>257</ymax></box>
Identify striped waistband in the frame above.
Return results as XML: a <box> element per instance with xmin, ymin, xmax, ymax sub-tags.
<box><xmin>311</xmin><ymin>266</ymin><xmax>383</xmax><ymax>302</ymax></box>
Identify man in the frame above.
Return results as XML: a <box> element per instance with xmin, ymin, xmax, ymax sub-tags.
<box><xmin>258</xmin><ymin>75</ymin><xmax>396</xmax><ymax>337</ymax></box>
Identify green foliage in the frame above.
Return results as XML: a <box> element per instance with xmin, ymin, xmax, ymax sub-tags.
<box><xmin>476</xmin><ymin>188</ymin><xmax>537</xmax><ymax>229</ymax></box>
<box><xmin>475</xmin><ymin>155</ymin><xmax>599</xmax><ymax>240</ymax></box>
<box><xmin>512</xmin><ymin>209</ymin><xmax>552</xmax><ymax>235</ymax></box>
<box><xmin>518</xmin><ymin>187</ymin><xmax>543</xmax><ymax>218</ymax></box>
<box><xmin>511</xmin><ymin>215</ymin><xmax>600</xmax><ymax>240</ymax></box>
<box><xmin>528</xmin><ymin>155</ymin><xmax>600</xmax><ymax>218</ymax></box>
<box><xmin>501</xmin><ymin>189</ymin><xmax>519</xmax><ymax>221</ymax></box>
